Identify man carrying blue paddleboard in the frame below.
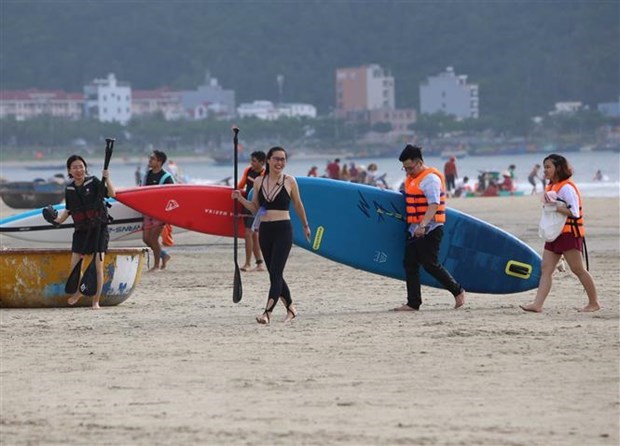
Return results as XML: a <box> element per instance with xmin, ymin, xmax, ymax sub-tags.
<box><xmin>393</xmin><ymin>145</ymin><xmax>466</xmax><ymax>311</ymax></box>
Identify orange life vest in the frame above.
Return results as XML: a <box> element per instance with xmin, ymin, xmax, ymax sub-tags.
<box><xmin>404</xmin><ymin>167</ymin><xmax>446</xmax><ymax>224</ymax></box>
<box><xmin>546</xmin><ymin>179</ymin><xmax>585</xmax><ymax>237</ymax></box>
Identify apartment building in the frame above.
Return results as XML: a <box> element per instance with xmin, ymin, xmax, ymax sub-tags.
<box><xmin>0</xmin><ymin>89</ymin><xmax>83</xmax><ymax>120</ymax></box>
<box><xmin>419</xmin><ymin>66</ymin><xmax>479</xmax><ymax>120</ymax></box>
<box><xmin>83</xmin><ymin>73</ymin><xmax>132</xmax><ymax>124</ymax></box>
<box><xmin>335</xmin><ymin>64</ymin><xmax>395</xmax><ymax>118</ymax></box>
<box><xmin>132</xmin><ymin>88</ymin><xmax>185</xmax><ymax>120</ymax></box>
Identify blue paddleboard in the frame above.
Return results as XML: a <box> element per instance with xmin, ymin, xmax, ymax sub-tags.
<box><xmin>291</xmin><ymin>177</ymin><xmax>541</xmax><ymax>294</ymax></box>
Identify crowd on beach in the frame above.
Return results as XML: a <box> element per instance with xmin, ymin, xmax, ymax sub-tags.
<box><xmin>306</xmin><ymin>158</ymin><xmax>390</xmax><ymax>189</ymax></box>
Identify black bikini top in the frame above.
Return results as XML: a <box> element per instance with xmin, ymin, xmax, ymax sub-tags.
<box><xmin>258</xmin><ymin>175</ymin><xmax>291</xmax><ymax>210</ymax></box>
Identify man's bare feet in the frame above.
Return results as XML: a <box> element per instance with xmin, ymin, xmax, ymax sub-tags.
<box><xmin>454</xmin><ymin>290</ymin><xmax>466</xmax><ymax>309</ymax></box>
<box><xmin>578</xmin><ymin>303</ymin><xmax>601</xmax><ymax>313</ymax></box>
<box><xmin>92</xmin><ymin>303</ymin><xmax>101</xmax><ymax>310</ymax></box>
<box><xmin>392</xmin><ymin>304</ymin><xmax>418</xmax><ymax>312</ymax></box>
<box><xmin>147</xmin><ymin>266</ymin><xmax>161</xmax><ymax>273</ymax></box>
<box><xmin>519</xmin><ymin>303</ymin><xmax>543</xmax><ymax>313</ymax></box>
<box><xmin>161</xmin><ymin>253</ymin><xmax>171</xmax><ymax>269</ymax></box>
<box><xmin>67</xmin><ymin>294</ymin><xmax>81</xmax><ymax>306</ymax></box>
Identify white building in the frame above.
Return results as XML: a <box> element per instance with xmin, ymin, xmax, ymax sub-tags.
<box><xmin>237</xmin><ymin>100</ymin><xmax>317</xmax><ymax>120</ymax></box>
<box><xmin>83</xmin><ymin>73</ymin><xmax>132</xmax><ymax>124</ymax></box>
<box><xmin>0</xmin><ymin>89</ymin><xmax>83</xmax><ymax>120</ymax></box>
<box><xmin>420</xmin><ymin>67</ymin><xmax>479</xmax><ymax>120</ymax></box>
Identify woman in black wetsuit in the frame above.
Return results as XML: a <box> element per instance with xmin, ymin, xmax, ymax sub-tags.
<box><xmin>52</xmin><ymin>155</ymin><xmax>116</xmax><ymax>309</ymax></box>
<box><xmin>232</xmin><ymin>146</ymin><xmax>311</xmax><ymax>324</ymax></box>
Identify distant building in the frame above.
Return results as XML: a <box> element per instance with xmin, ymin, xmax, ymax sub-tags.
<box><xmin>0</xmin><ymin>89</ymin><xmax>83</xmax><ymax>120</ymax></box>
<box><xmin>334</xmin><ymin>64</ymin><xmax>414</xmax><ymax>134</ymax></box>
<box><xmin>132</xmin><ymin>88</ymin><xmax>185</xmax><ymax>120</ymax></box>
<box><xmin>597</xmin><ymin>97</ymin><xmax>620</xmax><ymax>118</ymax></box>
<box><xmin>551</xmin><ymin>101</ymin><xmax>584</xmax><ymax>115</ymax></box>
<box><xmin>83</xmin><ymin>73</ymin><xmax>132</xmax><ymax>124</ymax></box>
<box><xmin>179</xmin><ymin>72</ymin><xmax>235</xmax><ymax>120</ymax></box>
<box><xmin>335</xmin><ymin>64</ymin><xmax>395</xmax><ymax>118</ymax></box>
<box><xmin>420</xmin><ymin>67</ymin><xmax>479</xmax><ymax>120</ymax></box>
<box><xmin>237</xmin><ymin>100</ymin><xmax>317</xmax><ymax>120</ymax></box>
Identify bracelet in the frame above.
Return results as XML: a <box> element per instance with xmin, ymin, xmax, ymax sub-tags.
<box><xmin>304</xmin><ymin>223</ymin><xmax>309</xmax><ymax>228</ymax></box>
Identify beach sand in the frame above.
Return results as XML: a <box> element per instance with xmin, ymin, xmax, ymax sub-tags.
<box><xmin>1</xmin><ymin>195</ymin><xmax>618</xmax><ymax>445</ymax></box>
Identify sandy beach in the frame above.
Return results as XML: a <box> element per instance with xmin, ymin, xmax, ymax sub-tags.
<box><xmin>1</xmin><ymin>194</ymin><xmax>618</xmax><ymax>445</ymax></box>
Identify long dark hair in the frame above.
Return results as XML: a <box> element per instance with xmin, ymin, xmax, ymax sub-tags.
<box><xmin>544</xmin><ymin>153</ymin><xmax>573</xmax><ymax>182</ymax></box>
<box><xmin>264</xmin><ymin>146</ymin><xmax>287</xmax><ymax>175</ymax></box>
<box><xmin>66</xmin><ymin>154</ymin><xmax>88</xmax><ymax>178</ymax></box>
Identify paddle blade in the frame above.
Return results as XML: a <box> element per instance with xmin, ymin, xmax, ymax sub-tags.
<box><xmin>64</xmin><ymin>259</ymin><xmax>83</xmax><ymax>294</ymax></box>
<box><xmin>233</xmin><ymin>264</ymin><xmax>242</xmax><ymax>303</ymax></box>
<box><xmin>79</xmin><ymin>256</ymin><xmax>98</xmax><ymax>297</ymax></box>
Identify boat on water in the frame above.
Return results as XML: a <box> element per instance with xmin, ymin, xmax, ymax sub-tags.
<box><xmin>0</xmin><ymin>179</ymin><xmax>65</xmax><ymax>209</ymax></box>
<box><xmin>0</xmin><ymin>247</ymin><xmax>148</xmax><ymax>308</ymax></box>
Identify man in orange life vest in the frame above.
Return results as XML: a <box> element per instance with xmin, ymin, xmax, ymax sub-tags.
<box><xmin>394</xmin><ymin>145</ymin><xmax>466</xmax><ymax>311</ymax></box>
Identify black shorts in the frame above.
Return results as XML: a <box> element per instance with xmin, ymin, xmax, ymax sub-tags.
<box><xmin>242</xmin><ymin>208</ymin><xmax>254</xmax><ymax>229</ymax></box>
<box><xmin>72</xmin><ymin>226</ymin><xmax>109</xmax><ymax>254</ymax></box>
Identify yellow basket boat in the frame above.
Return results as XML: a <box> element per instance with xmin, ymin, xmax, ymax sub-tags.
<box><xmin>0</xmin><ymin>248</ymin><xmax>148</xmax><ymax>308</ymax></box>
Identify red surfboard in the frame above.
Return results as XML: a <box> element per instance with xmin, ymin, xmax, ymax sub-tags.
<box><xmin>115</xmin><ymin>184</ymin><xmax>243</xmax><ymax>237</ymax></box>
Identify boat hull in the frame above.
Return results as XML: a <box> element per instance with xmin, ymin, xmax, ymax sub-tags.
<box><xmin>0</xmin><ymin>248</ymin><xmax>147</xmax><ymax>308</ymax></box>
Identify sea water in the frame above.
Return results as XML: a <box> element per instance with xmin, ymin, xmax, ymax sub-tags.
<box><xmin>1</xmin><ymin>151</ymin><xmax>618</xmax><ymax>197</ymax></box>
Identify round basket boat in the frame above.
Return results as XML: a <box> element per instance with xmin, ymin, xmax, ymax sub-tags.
<box><xmin>0</xmin><ymin>248</ymin><xmax>148</xmax><ymax>308</ymax></box>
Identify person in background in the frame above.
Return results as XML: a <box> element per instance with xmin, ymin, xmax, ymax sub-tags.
<box><xmin>134</xmin><ymin>165</ymin><xmax>142</xmax><ymax>186</ymax></box>
<box><xmin>507</xmin><ymin>164</ymin><xmax>517</xmax><ymax>180</ymax></box>
<box><xmin>520</xmin><ymin>154</ymin><xmax>599</xmax><ymax>313</ymax></box>
<box><xmin>394</xmin><ymin>145</ymin><xmax>466</xmax><ymax>312</ymax></box>
<box><xmin>49</xmin><ymin>155</ymin><xmax>116</xmax><ymax>309</ymax></box>
<box><xmin>340</xmin><ymin>163</ymin><xmax>350</xmax><ymax>181</ymax></box>
<box><xmin>142</xmin><ymin>150</ymin><xmax>175</xmax><ymax>271</ymax></box>
<box><xmin>232</xmin><ymin>146</ymin><xmax>311</xmax><ymax>324</ymax></box>
<box><xmin>528</xmin><ymin>164</ymin><xmax>542</xmax><ymax>195</ymax></box>
<box><xmin>593</xmin><ymin>169</ymin><xmax>604</xmax><ymax>182</ymax></box>
<box><xmin>237</xmin><ymin>150</ymin><xmax>266</xmax><ymax>272</ymax></box>
<box><xmin>349</xmin><ymin>162</ymin><xmax>359</xmax><ymax>182</ymax></box>
<box><xmin>307</xmin><ymin>166</ymin><xmax>318</xmax><ymax>177</ymax></box>
<box><xmin>454</xmin><ymin>176</ymin><xmax>471</xmax><ymax>197</ymax></box>
<box><xmin>326</xmin><ymin>158</ymin><xmax>341</xmax><ymax>180</ymax></box>
<box><xmin>443</xmin><ymin>156</ymin><xmax>458</xmax><ymax>197</ymax></box>
<box><xmin>499</xmin><ymin>171</ymin><xmax>514</xmax><ymax>192</ymax></box>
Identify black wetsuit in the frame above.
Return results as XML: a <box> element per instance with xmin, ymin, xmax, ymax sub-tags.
<box><xmin>65</xmin><ymin>176</ymin><xmax>109</xmax><ymax>254</ymax></box>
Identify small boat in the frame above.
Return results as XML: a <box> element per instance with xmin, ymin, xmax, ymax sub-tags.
<box><xmin>0</xmin><ymin>247</ymin><xmax>148</xmax><ymax>308</ymax></box>
<box><xmin>0</xmin><ymin>179</ymin><xmax>65</xmax><ymax>209</ymax></box>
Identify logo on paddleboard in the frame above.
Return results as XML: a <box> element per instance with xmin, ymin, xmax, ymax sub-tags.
<box><xmin>165</xmin><ymin>200</ymin><xmax>179</xmax><ymax>212</ymax></box>
<box><xmin>373</xmin><ymin>251</ymin><xmax>388</xmax><ymax>263</ymax></box>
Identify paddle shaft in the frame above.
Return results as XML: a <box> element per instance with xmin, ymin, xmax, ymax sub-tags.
<box><xmin>232</xmin><ymin>127</ymin><xmax>242</xmax><ymax>303</ymax></box>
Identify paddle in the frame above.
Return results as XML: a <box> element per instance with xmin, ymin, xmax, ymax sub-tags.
<box><xmin>66</xmin><ymin>138</ymin><xmax>115</xmax><ymax>296</ymax></box>
<box><xmin>232</xmin><ymin>126</ymin><xmax>242</xmax><ymax>303</ymax></box>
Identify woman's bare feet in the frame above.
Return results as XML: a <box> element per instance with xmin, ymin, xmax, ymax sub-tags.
<box><xmin>147</xmin><ymin>266</ymin><xmax>161</xmax><ymax>273</ymax></box>
<box><xmin>92</xmin><ymin>303</ymin><xmax>101</xmax><ymax>310</ymax></box>
<box><xmin>256</xmin><ymin>312</ymin><xmax>271</xmax><ymax>325</ymax></box>
<box><xmin>520</xmin><ymin>303</ymin><xmax>543</xmax><ymax>313</ymax></box>
<box><xmin>579</xmin><ymin>303</ymin><xmax>601</xmax><ymax>313</ymax></box>
<box><xmin>252</xmin><ymin>263</ymin><xmax>265</xmax><ymax>272</ymax></box>
<box><xmin>67</xmin><ymin>294</ymin><xmax>81</xmax><ymax>306</ymax></box>
<box><xmin>283</xmin><ymin>305</ymin><xmax>297</xmax><ymax>323</ymax></box>
<box><xmin>240</xmin><ymin>264</ymin><xmax>251</xmax><ymax>272</ymax></box>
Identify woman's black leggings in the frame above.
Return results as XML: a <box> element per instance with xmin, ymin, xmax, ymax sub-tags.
<box><xmin>258</xmin><ymin>220</ymin><xmax>293</xmax><ymax>310</ymax></box>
